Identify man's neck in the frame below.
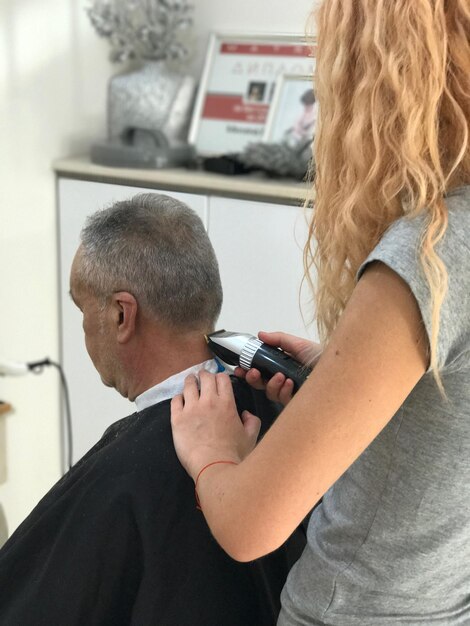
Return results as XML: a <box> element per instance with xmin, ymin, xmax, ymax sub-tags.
<box><xmin>122</xmin><ymin>328</ymin><xmax>214</xmax><ymax>401</ymax></box>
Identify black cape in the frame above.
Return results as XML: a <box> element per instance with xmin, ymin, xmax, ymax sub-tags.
<box><xmin>0</xmin><ymin>378</ymin><xmax>305</xmax><ymax>625</ymax></box>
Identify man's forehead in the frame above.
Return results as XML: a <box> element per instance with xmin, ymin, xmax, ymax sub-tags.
<box><xmin>71</xmin><ymin>245</ymin><xmax>84</xmax><ymax>269</ymax></box>
<box><xmin>69</xmin><ymin>279</ymin><xmax>82</xmax><ymax>306</ymax></box>
<box><xmin>74</xmin><ymin>241</ymin><xmax>88</xmax><ymax>265</ymax></box>
<box><xmin>69</xmin><ymin>247</ymin><xmax>85</xmax><ymax>298</ymax></box>
<box><xmin>69</xmin><ymin>277</ymin><xmax>93</xmax><ymax>309</ymax></box>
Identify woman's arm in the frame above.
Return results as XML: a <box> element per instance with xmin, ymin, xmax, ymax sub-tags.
<box><xmin>171</xmin><ymin>262</ymin><xmax>429</xmax><ymax>561</ymax></box>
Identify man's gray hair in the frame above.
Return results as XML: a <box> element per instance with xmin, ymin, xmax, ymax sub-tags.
<box><xmin>77</xmin><ymin>193</ymin><xmax>223</xmax><ymax>330</ymax></box>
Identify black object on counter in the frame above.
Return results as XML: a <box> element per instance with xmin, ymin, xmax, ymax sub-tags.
<box><xmin>201</xmin><ymin>154</ymin><xmax>254</xmax><ymax>176</ymax></box>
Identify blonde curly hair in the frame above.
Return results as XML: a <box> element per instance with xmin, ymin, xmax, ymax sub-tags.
<box><xmin>305</xmin><ymin>0</ymin><xmax>470</xmax><ymax>390</ymax></box>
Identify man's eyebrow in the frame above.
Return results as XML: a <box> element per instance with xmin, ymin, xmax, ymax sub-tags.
<box><xmin>69</xmin><ymin>289</ymin><xmax>77</xmax><ymax>305</ymax></box>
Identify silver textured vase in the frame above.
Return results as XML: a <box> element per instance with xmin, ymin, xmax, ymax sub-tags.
<box><xmin>107</xmin><ymin>60</ymin><xmax>196</xmax><ymax>143</ymax></box>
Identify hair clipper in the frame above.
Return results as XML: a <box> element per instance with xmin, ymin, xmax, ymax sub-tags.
<box><xmin>205</xmin><ymin>330</ymin><xmax>311</xmax><ymax>393</ymax></box>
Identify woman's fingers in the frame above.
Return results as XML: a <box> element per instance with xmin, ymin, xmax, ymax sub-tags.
<box><xmin>233</xmin><ymin>366</ymin><xmax>246</xmax><ymax>380</ymax></box>
<box><xmin>199</xmin><ymin>369</ymin><xmax>218</xmax><ymax>396</ymax></box>
<box><xmin>277</xmin><ymin>378</ymin><xmax>295</xmax><ymax>406</ymax></box>
<box><xmin>245</xmin><ymin>368</ymin><xmax>265</xmax><ymax>389</ymax></box>
<box><xmin>234</xmin><ymin>366</ymin><xmax>266</xmax><ymax>389</ymax></box>
<box><xmin>215</xmin><ymin>371</ymin><xmax>235</xmax><ymax>397</ymax></box>
<box><xmin>235</xmin><ymin>366</ymin><xmax>295</xmax><ymax>404</ymax></box>
<box><xmin>182</xmin><ymin>373</ymin><xmax>200</xmax><ymax>405</ymax></box>
<box><xmin>170</xmin><ymin>393</ymin><xmax>183</xmax><ymax>415</ymax></box>
<box><xmin>265</xmin><ymin>373</ymin><xmax>295</xmax><ymax>405</ymax></box>
<box><xmin>182</xmin><ymin>370</ymin><xmax>229</xmax><ymax>403</ymax></box>
<box><xmin>241</xmin><ymin>410</ymin><xmax>262</xmax><ymax>442</ymax></box>
<box><xmin>258</xmin><ymin>330</ymin><xmax>294</xmax><ymax>351</ymax></box>
<box><xmin>258</xmin><ymin>330</ymin><xmax>321</xmax><ymax>365</ymax></box>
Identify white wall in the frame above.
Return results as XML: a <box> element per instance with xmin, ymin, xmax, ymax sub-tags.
<box><xmin>0</xmin><ymin>0</ymin><xmax>115</xmax><ymax>538</ymax></box>
<box><xmin>0</xmin><ymin>0</ymin><xmax>317</xmax><ymax>539</ymax></box>
<box><xmin>193</xmin><ymin>0</ymin><xmax>315</xmax><ymax>67</ymax></box>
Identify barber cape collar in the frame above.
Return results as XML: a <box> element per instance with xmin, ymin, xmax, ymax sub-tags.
<box><xmin>134</xmin><ymin>358</ymin><xmax>225</xmax><ymax>411</ymax></box>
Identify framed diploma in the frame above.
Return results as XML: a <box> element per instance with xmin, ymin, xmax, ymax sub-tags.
<box><xmin>189</xmin><ymin>33</ymin><xmax>316</xmax><ymax>156</ymax></box>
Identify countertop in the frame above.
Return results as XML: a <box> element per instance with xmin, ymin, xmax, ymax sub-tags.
<box><xmin>53</xmin><ymin>155</ymin><xmax>312</xmax><ymax>206</ymax></box>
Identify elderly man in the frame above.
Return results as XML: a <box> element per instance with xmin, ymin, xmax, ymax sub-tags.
<box><xmin>0</xmin><ymin>194</ymin><xmax>304</xmax><ymax>626</ymax></box>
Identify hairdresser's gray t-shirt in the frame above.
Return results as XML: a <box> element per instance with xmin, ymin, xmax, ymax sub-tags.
<box><xmin>279</xmin><ymin>186</ymin><xmax>470</xmax><ymax>625</ymax></box>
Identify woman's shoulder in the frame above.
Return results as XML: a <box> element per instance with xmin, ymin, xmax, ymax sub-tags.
<box><xmin>359</xmin><ymin>186</ymin><xmax>470</xmax><ymax>276</ymax></box>
<box><xmin>445</xmin><ymin>185</ymin><xmax>470</xmax><ymax>246</ymax></box>
<box><xmin>358</xmin><ymin>187</ymin><xmax>470</xmax><ymax>372</ymax></box>
<box><xmin>446</xmin><ymin>184</ymin><xmax>470</xmax><ymax>208</ymax></box>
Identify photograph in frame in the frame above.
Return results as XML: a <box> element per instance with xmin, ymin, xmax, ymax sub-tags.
<box><xmin>263</xmin><ymin>74</ymin><xmax>317</xmax><ymax>149</ymax></box>
<box><xmin>189</xmin><ymin>34</ymin><xmax>316</xmax><ymax>156</ymax></box>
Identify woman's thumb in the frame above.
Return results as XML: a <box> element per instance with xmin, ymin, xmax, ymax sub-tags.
<box><xmin>241</xmin><ymin>410</ymin><xmax>262</xmax><ymax>442</ymax></box>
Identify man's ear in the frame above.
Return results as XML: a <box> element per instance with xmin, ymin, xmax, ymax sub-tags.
<box><xmin>112</xmin><ymin>291</ymin><xmax>138</xmax><ymax>344</ymax></box>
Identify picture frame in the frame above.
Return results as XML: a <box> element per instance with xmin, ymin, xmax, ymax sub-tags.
<box><xmin>188</xmin><ymin>33</ymin><xmax>316</xmax><ymax>156</ymax></box>
<box><xmin>263</xmin><ymin>74</ymin><xmax>316</xmax><ymax>148</ymax></box>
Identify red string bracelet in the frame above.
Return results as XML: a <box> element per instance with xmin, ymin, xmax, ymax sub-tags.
<box><xmin>195</xmin><ymin>460</ymin><xmax>238</xmax><ymax>510</ymax></box>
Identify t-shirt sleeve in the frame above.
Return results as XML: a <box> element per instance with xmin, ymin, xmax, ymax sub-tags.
<box><xmin>357</xmin><ymin>204</ymin><xmax>470</xmax><ymax>373</ymax></box>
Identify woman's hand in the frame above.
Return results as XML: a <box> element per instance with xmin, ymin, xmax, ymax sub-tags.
<box><xmin>235</xmin><ymin>331</ymin><xmax>322</xmax><ymax>405</ymax></box>
<box><xmin>171</xmin><ymin>370</ymin><xmax>261</xmax><ymax>481</ymax></box>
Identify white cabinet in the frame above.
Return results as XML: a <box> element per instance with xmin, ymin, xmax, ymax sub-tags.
<box><xmin>208</xmin><ymin>196</ymin><xmax>314</xmax><ymax>338</ymax></box>
<box><xmin>58</xmin><ymin>177</ymin><xmax>316</xmax><ymax>463</ymax></box>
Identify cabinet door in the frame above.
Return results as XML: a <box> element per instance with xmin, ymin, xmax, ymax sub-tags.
<box><xmin>208</xmin><ymin>196</ymin><xmax>318</xmax><ymax>341</ymax></box>
<box><xmin>58</xmin><ymin>179</ymin><xmax>207</xmax><ymax>464</ymax></box>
